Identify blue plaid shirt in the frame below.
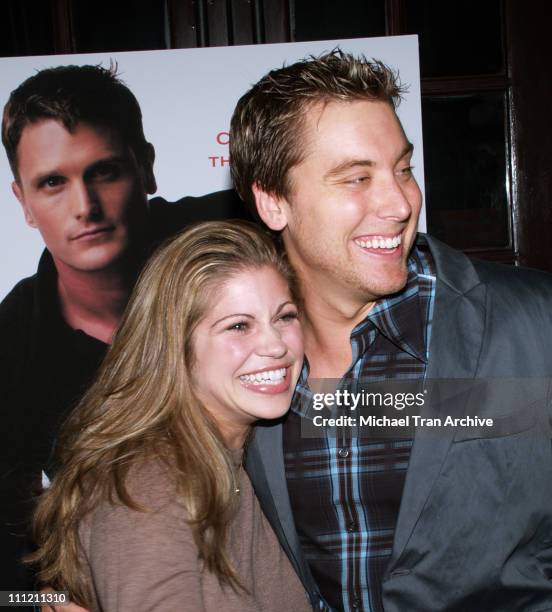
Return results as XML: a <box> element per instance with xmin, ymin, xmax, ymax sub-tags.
<box><xmin>283</xmin><ymin>242</ymin><xmax>436</xmax><ymax>611</ymax></box>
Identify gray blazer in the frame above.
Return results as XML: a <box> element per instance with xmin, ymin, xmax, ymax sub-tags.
<box><xmin>245</xmin><ymin>235</ymin><xmax>552</xmax><ymax>611</ymax></box>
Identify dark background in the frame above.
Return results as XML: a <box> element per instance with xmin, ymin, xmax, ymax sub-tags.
<box><xmin>2</xmin><ymin>0</ymin><xmax>550</xmax><ymax>270</ymax></box>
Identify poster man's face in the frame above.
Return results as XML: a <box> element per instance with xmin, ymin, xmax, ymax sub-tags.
<box><xmin>12</xmin><ymin>119</ymin><xmax>153</xmax><ymax>275</ymax></box>
<box><xmin>257</xmin><ymin>99</ymin><xmax>422</xmax><ymax>306</ymax></box>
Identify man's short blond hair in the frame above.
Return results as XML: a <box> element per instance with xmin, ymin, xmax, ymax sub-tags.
<box><xmin>230</xmin><ymin>49</ymin><xmax>406</xmax><ymax>221</ymax></box>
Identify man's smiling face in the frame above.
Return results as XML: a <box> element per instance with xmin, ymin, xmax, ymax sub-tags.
<box><xmin>258</xmin><ymin>99</ymin><xmax>422</xmax><ymax>308</ymax></box>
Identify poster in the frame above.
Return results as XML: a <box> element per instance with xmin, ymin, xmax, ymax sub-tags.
<box><xmin>0</xmin><ymin>35</ymin><xmax>423</xmax><ymax>300</ymax></box>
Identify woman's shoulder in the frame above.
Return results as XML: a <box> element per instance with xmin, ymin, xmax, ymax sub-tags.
<box><xmin>78</xmin><ymin>462</ymin><xmax>204</xmax><ymax>612</ymax></box>
<box><xmin>125</xmin><ymin>458</ymin><xmax>178</xmax><ymax>505</ymax></box>
<box><xmin>102</xmin><ymin>459</ymin><xmax>181</xmax><ymax>518</ymax></box>
<box><xmin>79</xmin><ymin>460</ymin><xmax>195</xmax><ymax>585</ymax></box>
<box><xmin>80</xmin><ymin>459</ymin><xmax>186</xmax><ymax>548</ymax></box>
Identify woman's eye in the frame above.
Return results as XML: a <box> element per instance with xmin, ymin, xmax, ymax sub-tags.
<box><xmin>227</xmin><ymin>321</ymin><xmax>248</xmax><ymax>332</ymax></box>
<box><xmin>278</xmin><ymin>310</ymin><xmax>298</xmax><ymax>323</ymax></box>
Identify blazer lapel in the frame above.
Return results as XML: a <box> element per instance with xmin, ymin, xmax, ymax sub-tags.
<box><xmin>245</xmin><ymin>421</ymin><xmax>314</xmax><ymax>586</ymax></box>
<box><xmin>387</xmin><ymin>235</ymin><xmax>488</xmax><ymax>571</ymax></box>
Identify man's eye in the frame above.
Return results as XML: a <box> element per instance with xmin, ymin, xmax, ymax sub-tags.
<box><xmin>89</xmin><ymin>163</ymin><xmax>122</xmax><ymax>182</ymax></box>
<box><xmin>40</xmin><ymin>175</ymin><xmax>65</xmax><ymax>189</ymax></box>
<box><xmin>398</xmin><ymin>165</ymin><xmax>414</xmax><ymax>177</ymax></box>
<box><xmin>346</xmin><ymin>176</ymin><xmax>369</xmax><ymax>184</ymax></box>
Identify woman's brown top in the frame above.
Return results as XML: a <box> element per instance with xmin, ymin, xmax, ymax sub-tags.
<box><xmin>79</xmin><ymin>452</ymin><xmax>312</xmax><ymax>612</ymax></box>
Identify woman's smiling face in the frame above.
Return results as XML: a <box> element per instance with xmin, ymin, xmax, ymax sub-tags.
<box><xmin>192</xmin><ymin>265</ymin><xmax>303</xmax><ymax>447</ymax></box>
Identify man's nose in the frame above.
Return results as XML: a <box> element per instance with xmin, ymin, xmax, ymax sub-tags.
<box><xmin>71</xmin><ymin>181</ymin><xmax>101</xmax><ymax>219</ymax></box>
<box><xmin>372</xmin><ymin>176</ymin><xmax>417</xmax><ymax>222</ymax></box>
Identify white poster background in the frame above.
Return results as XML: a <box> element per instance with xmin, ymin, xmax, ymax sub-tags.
<box><xmin>0</xmin><ymin>36</ymin><xmax>424</xmax><ymax>300</ymax></box>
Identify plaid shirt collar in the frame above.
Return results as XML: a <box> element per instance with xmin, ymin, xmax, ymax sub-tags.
<box><xmin>292</xmin><ymin>245</ymin><xmax>432</xmax><ymax>418</ymax></box>
<box><xmin>352</xmin><ymin>248</ymin><xmax>428</xmax><ymax>364</ymax></box>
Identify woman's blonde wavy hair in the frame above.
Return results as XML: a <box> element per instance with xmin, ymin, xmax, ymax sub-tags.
<box><xmin>28</xmin><ymin>220</ymin><xmax>297</xmax><ymax>606</ymax></box>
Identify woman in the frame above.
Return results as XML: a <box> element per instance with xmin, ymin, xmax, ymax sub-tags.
<box><xmin>29</xmin><ymin>221</ymin><xmax>311</xmax><ymax>611</ymax></box>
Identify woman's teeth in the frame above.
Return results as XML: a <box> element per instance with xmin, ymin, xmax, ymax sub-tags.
<box><xmin>240</xmin><ymin>368</ymin><xmax>287</xmax><ymax>385</ymax></box>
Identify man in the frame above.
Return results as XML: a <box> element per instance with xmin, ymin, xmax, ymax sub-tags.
<box><xmin>0</xmin><ymin>64</ymin><xmax>244</xmax><ymax>593</ymax></box>
<box><xmin>230</xmin><ymin>50</ymin><xmax>552</xmax><ymax>611</ymax></box>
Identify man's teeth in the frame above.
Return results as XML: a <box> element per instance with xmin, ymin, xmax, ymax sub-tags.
<box><xmin>240</xmin><ymin>368</ymin><xmax>287</xmax><ymax>385</ymax></box>
<box><xmin>355</xmin><ymin>235</ymin><xmax>401</xmax><ymax>249</ymax></box>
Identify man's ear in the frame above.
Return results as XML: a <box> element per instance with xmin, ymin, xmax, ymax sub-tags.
<box><xmin>252</xmin><ymin>183</ymin><xmax>289</xmax><ymax>231</ymax></box>
<box><xmin>12</xmin><ymin>181</ymin><xmax>36</xmax><ymax>228</ymax></box>
<box><xmin>141</xmin><ymin>142</ymin><xmax>157</xmax><ymax>195</ymax></box>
